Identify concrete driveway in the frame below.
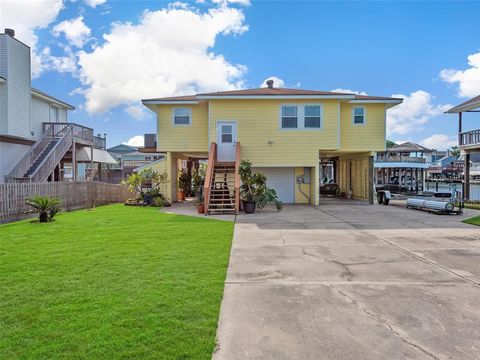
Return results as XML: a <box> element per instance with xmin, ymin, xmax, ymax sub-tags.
<box><xmin>213</xmin><ymin>200</ymin><xmax>480</xmax><ymax>360</ymax></box>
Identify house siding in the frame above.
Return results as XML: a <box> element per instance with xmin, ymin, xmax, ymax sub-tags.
<box><xmin>209</xmin><ymin>99</ymin><xmax>339</xmax><ymax>167</ymax></box>
<box><xmin>340</xmin><ymin>103</ymin><xmax>386</xmax><ymax>152</ymax></box>
<box><xmin>156</xmin><ymin>101</ymin><xmax>209</xmax><ymax>152</ymax></box>
<box><xmin>0</xmin><ymin>141</ymin><xmax>31</xmax><ymax>183</ymax></box>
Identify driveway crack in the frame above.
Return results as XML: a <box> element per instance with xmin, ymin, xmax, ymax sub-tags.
<box><xmin>329</xmin><ymin>284</ymin><xmax>440</xmax><ymax>359</ymax></box>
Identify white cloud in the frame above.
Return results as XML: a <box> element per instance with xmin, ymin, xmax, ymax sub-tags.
<box><xmin>212</xmin><ymin>0</ymin><xmax>251</xmax><ymax>5</ymax></box>
<box><xmin>84</xmin><ymin>0</ymin><xmax>107</xmax><ymax>7</ymax></box>
<box><xmin>387</xmin><ymin>90</ymin><xmax>451</xmax><ymax>136</ymax></box>
<box><xmin>0</xmin><ymin>0</ymin><xmax>64</xmax><ymax>77</ymax></box>
<box><xmin>330</xmin><ymin>88</ymin><xmax>368</xmax><ymax>95</ymax></box>
<box><xmin>260</xmin><ymin>76</ymin><xmax>285</xmax><ymax>88</ymax></box>
<box><xmin>420</xmin><ymin>134</ymin><xmax>457</xmax><ymax>150</ymax></box>
<box><xmin>125</xmin><ymin>105</ymin><xmax>148</xmax><ymax>120</ymax></box>
<box><xmin>440</xmin><ymin>52</ymin><xmax>480</xmax><ymax>98</ymax></box>
<box><xmin>124</xmin><ymin>135</ymin><xmax>144</xmax><ymax>147</ymax></box>
<box><xmin>52</xmin><ymin>16</ymin><xmax>91</xmax><ymax>48</ymax></box>
<box><xmin>77</xmin><ymin>5</ymin><xmax>248</xmax><ymax>114</ymax></box>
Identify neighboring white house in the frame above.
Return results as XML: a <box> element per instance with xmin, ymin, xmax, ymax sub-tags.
<box><xmin>0</xmin><ymin>28</ymin><xmax>115</xmax><ymax>183</ymax></box>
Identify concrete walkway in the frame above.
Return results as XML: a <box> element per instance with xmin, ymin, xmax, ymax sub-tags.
<box><xmin>213</xmin><ymin>201</ymin><xmax>480</xmax><ymax>359</ymax></box>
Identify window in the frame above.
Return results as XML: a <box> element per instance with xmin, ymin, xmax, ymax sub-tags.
<box><xmin>281</xmin><ymin>105</ymin><xmax>298</xmax><ymax>128</ymax></box>
<box><xmin>173</xmin><ymin>108</ymin><xmax>191</xmax><ymax>125</ymax></box>
<box><xmin>50</xmin><ymin>106</ymin><xmax>60</xmax><ymax>122</ymax></box>
<box><xmin>221</xmin><ymin>125</ymin><xmax>233</xmax><ymax>143</ymax></box>
<box><xmin>304</xmin><ymin>105</ymin><xmax>321</xmax><ymax>128</ymax></box>
<box><xmin>353</xmin><ymin>107</ymin><xmax>365</xmax><ymax>125</ymax></box>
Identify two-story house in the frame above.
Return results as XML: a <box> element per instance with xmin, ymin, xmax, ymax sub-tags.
<box><xmin>142</xmin><ymin>80</ymin><xmax>402</xmax><ymax>214</ymax></box>
<box><xmin>446</xmin><ymin>95</ymin><xmax>480</xmax><ymax>200</ymax></box>
<box><xmin>0</xmin><ymin>28</ymin><xmax>115</xmax><ymax>183</ymax></box>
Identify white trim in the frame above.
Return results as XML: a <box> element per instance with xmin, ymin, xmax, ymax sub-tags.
<box><xmin>349</xmin><ymin>99</ymin><xmax>402</xmax><ymax>104</ymax></box>
<box><xmin>278</xmin><ymin>103</ymin><xmax>323</xmax><ymax>131</ymax></box>
<box><xmin>207</xmin><ymin>101</ymin><xmax>211</xmax><ymax>145</ymax></box>
<box><xmin>31</xmin><ymin>88</ymin><xmax>75</xmax><ymax>110</ymax></box>
<box><xmin>142</xmin><ymin>100</ymin><xmax>199</xmax><ymax>105</ymax></box>
<box><xmin>337</xmin><ymin>100</ymin><xmax>341</xmax><ymax>149</ymax></box>
<box><xmin>171</xmin><ymin>107</ymin><xmax>192</xmax><ymax>126</ymax></box>
<box><xmin>352</xmin><ymin>106</ymin><xmax>366</xmax><ymax>126</ymax></box>
<box><xmin>198</xmin><ymin>95</ymin><xmax>355</xmax><ymax>100</ymax></box>
<box><xmin>0</xmin><ymin>77</ymin><xmax>5</xmax><ymax>83</ymax></box>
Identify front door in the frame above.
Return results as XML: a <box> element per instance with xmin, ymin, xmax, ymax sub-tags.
<box><xmin>217</xmin><ymin>121</ymin><xmax>237</xmax><ymax>162</ymax></box>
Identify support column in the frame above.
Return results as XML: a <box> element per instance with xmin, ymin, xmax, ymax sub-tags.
<box><xmin>368</xmin><ymin>156</ymin><xmax>374</xmax><ymax>204</ymax></box>
<box><xmin>465</xmin><ymin>152</ymin><xmax>470</xmax><ymax>200</ymax></box>
<box><xmin>90</xmin><ymin>145</ymin><xmax>94</xmax><ymax>181</ymax></box>
<box><xmin>458</xmin><ymin>112</ymin><xmax>463</xmax><ymax>146</ymax></box>
<box><xmin>72</xmin><ymin>141</ymin><xmax>77</xmax><ymax>181</ymax></box>
<box><xmin>312</xmin><ymin>164</ymin><xmax>319</xmax><ymax>206</ymax></box>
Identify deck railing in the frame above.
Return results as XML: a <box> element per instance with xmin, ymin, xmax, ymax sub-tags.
<box><xmin>375</xmin><ymin>155</ymin><xmax>426</xmax><ymax>163</ymax></box>
<box><xmin>93</xmin><ymin>136</ymin><xmax>106</xmax><ymax>149</ymax></box>
<box><xmin>234</xmin><ymin>142</ymin><xmax>241</xmax><ymax>214</ymax></box>
<box><xmin>203</xmin><ymin>142</ymin><xmax>217</xmax><ymax>213</ymax></box>
<box><xmin>43</xmin><ymin>122</ymin><xmax>94</xmax><ymax>145</ymax></box>
<box><xmin>460</xmin><ymin>129</ymin><xmax>480</xmax><ymax>147</ymax></box>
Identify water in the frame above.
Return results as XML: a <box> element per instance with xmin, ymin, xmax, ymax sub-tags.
<box><xmin>425</xmin><ymin>181</ymin><xmax>480</xmax><ymax>201</ymax></box>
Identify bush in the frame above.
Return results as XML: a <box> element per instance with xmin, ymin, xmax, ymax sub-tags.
<box><xmin>152</xmin><ymin>196</ymin><xmax>165</xmax><ymax>208</ymax></box>
<box><xmin>25</xmin><ymin>195</ymin><xmax>60</xmax><ymax>222</ymax></box>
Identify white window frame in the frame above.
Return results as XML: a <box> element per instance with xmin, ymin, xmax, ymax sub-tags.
<box><xmin>279</xmin><ymin>104</ymin><xmax>323</xmax><ymax>130</ymax></box>
<box><xmin>352</xmin><ymin>106</ymin><xmax>366</xmax><ymax>126</ymax></box>
<box><xmin>172</xmin><ymin>107</ymin><xmax>192</xmax><ymax>126</ymax></box>
<box><xmin>50</xmin><ymin>106</ymin><xmax>60</xmax><ymax>122</ymax></box>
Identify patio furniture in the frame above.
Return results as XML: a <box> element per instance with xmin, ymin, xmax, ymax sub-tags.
<box><xmin>320</xmin><ymin>183</ymin><xmax>340</xmax><ymax>197</ymax></box>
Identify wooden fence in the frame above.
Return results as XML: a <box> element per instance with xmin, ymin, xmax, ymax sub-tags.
<box><xmin>0</xmin><ymin>181</ymin><xmax>130</xmax><ymax>223</ymax></box>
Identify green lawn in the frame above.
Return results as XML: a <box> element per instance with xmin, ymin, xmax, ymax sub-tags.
<box><xmin>0</xmin><ymin>204</ymin><xmax>234</xmax><ymax>360</ymax></box>
<box><xmin>463</xmin><ymin>215</ymin><xmax>480</xmax><ymax>226</ymax></box>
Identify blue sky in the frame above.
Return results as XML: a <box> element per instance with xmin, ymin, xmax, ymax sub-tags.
<box><xmin>2</xmin><ymin>0</ymin><xmax>480</xmax><ymax>149</ymax></box>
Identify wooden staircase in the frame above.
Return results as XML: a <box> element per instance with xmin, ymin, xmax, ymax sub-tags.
<box><xmin>204</xmin><ymin>142</ymin><xmax>241</xmax><ymax>215</ymax></box>
<box><xmin>208</xmin><ymin>163</ymin><xmax>236</xmax><ymax>214</ymax></box>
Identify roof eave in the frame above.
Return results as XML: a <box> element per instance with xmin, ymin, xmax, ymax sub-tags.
<box><xmin>196</xmin><ymin>94</ymin><xmax>356</xmax><ymax>100</ymax></box>
<box><xmin>141</xmin><ymin>100</ymin><xmax>199</xmax><ymax>105</ymax></box>
<box><xmin>349</xmin><ymin>99</ymin><xmax>403</xmax><ymax>104</ymax></box>
<box><xmin>445</xmin><ymin>100</ymin><xmax>480</xmax><ymax>114</ymax></box>
<box><xmin>31</xmin><ymin>88</ymin><xmax>75</xmax><ymax>110</ymax></box>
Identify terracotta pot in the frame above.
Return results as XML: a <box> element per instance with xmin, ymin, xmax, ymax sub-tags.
<box><xmin>177</xmin><ymin>191</ymin><xmax>185</xmax><ymax>201</ymax></box>
<box><xmin>197</xmin><ymin>203</ymin><xmax>205</xmax><ymax>214</ymax></box>
<box><xmin>243</xmin><ymin>200</ymin><xmax>256</xmax><ymax>214</ymax></box>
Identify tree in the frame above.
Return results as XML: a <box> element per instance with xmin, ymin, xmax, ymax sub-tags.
<box><xmin>450</xmin><ymin>145</ymin><xmax>460</xmax><ymax>157</ymax></box>
<box><xmin>386</xmin><ymin>140</ymin><xmax>397</xmax><ymax>148</ymax></box>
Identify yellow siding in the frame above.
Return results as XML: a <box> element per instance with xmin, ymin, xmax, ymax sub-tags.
<box><xmin>209</xmin><ymin>99</ymin><xmax>340</xmax><ymax>167</ymax></box>
<box><xmin>156</xmin><ymin>102</ymin><xmax>209</xmax><ymax>152</ymax></box>
<box><xmin>138</xmin><ymin>158</ymin><xmax>167</xmax><ymax>174</ymax></box>
<box><xmin>294</xmin><ymin>167</ymin><xmax>311</xmax><ymax>204</ymax></box>
<box><xmin>338</xmin><ymin>153</ymin><xmax>370</xmax><ymax>200</ymax></box>
<box><xmin>340</xmin><ymin>103</ymin><xmax>386</xmax><ymax>152</ymax></box>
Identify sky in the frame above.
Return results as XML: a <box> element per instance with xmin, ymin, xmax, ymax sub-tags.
<box><xmin>1</xmin><ymin>0</ymin><xmax>479</xmax><ymax>150</ymax></box>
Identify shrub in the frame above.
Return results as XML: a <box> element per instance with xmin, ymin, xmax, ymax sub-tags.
<box><xmin>152</xmin><ymin>196</ymin><xmax>165</xmax><ymax>208</ymax></box>
<box><xmin>25</xmin><ymin>196</ymin><xmax>60</xmax><ymax>222</ymax></box>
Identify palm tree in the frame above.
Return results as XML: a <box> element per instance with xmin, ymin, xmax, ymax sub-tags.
<box><xmin>25</xmin><ymin>196</ymin><xmax>60</xmax><ymax>222</ymax></box>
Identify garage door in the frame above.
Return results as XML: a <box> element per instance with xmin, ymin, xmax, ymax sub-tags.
<box><xmin>253</xmin><ymin>167</ymin><xmax>295</xmax><ymax>203</ymax></box>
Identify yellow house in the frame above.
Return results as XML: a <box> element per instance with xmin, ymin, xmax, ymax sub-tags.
<box><xmin>142</xmin><ymin>81</ymin><xmax>402</xmax><ymax>214</ymax></box>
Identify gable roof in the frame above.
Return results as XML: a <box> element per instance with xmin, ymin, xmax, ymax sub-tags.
<box><xmin>446</xmin><ymin>94</ymin><xmax>480</xmax><ymax>113</ymax></box>
<box><xmin>390</xmin><ymin>142</ymin><xmax>433</xmax><ymax>153</ymax></box>
<box><xmin>107</xmin><ymin>144</ymin><xmax>138</xmax><ymax>153</ymax></box>
<box><xmin>142</xmin><ymin>87</ymin><xmax>403</xmax><ymax>104</ymax></box>
<box><xmin>31</xmin><ymin>87</ymin><xmax>75</xmax><ymax>110</ymax></box>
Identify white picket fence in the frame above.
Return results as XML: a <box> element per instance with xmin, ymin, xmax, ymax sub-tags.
<box><xmin>0</xmin><ymin>181</ymin><xmax>130</xmax><ymax>223</ymax></box>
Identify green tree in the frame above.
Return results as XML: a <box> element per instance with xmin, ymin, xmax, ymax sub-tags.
<box><xmin>450</xmin><ymin>145</ymin><xmax>460</xmax><ymax>157</ymax></box>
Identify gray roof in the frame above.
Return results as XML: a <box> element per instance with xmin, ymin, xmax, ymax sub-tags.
<box><xmin>446</xmin><ymin>94</ymin><xmax>480</xmax><ymax>113</ymax></box>
<box><xmin>390</xmin><ymin>142</ymin><xmax>432</xmax><ymax>153</ymax></box>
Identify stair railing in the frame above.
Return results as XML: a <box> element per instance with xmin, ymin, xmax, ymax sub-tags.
<box><xmin>4</xmin><ymin>124</ymin><xmax>55</xmax><ymax>182</ymax></box>
<box><xmin>234</xmin><ymin>142</ymin><xmax>241</xmax><ymax>214</ymax></box>
<box><xmin>29</xmin><ymin>125</ymin><xmax>73</xmax><ymax>182</ymax></box>
<box><xmin>204</xmin><ymin>142</ymin><xmax>217</xmax><ymax>214</ymax></box>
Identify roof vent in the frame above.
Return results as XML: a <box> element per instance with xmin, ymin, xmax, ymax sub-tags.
<box><xmin>266</xmin><ymin>79</ymin><xmax>274</xmax><ymax>89</ymax></box>
<box><xmin>5</xmin><ymin>28</ymin><xmax>15</xmax><ymax>37</ymax></box>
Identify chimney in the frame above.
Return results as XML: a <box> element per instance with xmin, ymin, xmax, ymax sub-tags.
<box><xmin>266</xmin><ymin>79</ymin><xmax>274</xmax><ymax>89</ymax></box>
<box><xmin>5</xmin><ymin>28</ymin><xmax>15</xmax><ymax>37</ymax></box>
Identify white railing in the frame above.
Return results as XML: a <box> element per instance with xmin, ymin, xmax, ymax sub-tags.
<box><xmin>29</xmin><ymin>126</ymin><xmax>73</xmax><ymax>182</ymax></box>
<box><xmin>5</xmin><ymin>124</ymin><xmax>55</xmax><ymax>182</ymax></box>
<box><xmin>375</xmin><ymin>155</ymin><xmax>425</xmax><ymax>163</ymax></box>
<box><xmin>460</xmin><ymin>129</ymin><xmax>480</xmax><ymax>147</ymax></box>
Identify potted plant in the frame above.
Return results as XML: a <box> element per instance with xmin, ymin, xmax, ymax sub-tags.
<box><xmin>239</xmin><ymin>160</ymin><xmax>283</xmax><ymax>214</ymax></box>
<box><xmin>196</xmin><ymin>196</ymin><xmax>205</xmax><ymax>214</ymax></box>
<box><xmin>177</xmin><ymin>169</ymin><xmax>190</xmax><ymax>201</ymax></box>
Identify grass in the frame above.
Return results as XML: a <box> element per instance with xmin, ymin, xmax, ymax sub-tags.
<box><xmin>463</xmin><ymin>215</ymin><xmax>480</xmax><ymax>227</ymax></box>
<box><xmin>0</xmin><ymin>204</ymin><xmax>234</xmax><ymax>360</ymax></box>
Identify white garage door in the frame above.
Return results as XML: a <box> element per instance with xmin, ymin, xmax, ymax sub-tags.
<box><xmin>253</xmin><ymin>167</ymin><xmax>295</xmax><ymax>203</ymax></box>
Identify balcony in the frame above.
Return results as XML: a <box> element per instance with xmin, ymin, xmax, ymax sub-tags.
<box><xmin>375</xmin><ymin>155</ymin><xmax>426</xmax><ymax>164</ymax></box>
<box><xmin>460</xmin><ymin>129</ymin><xmax>480</xmax><ymax>149</ymax></box>
<box><xmin>42</xmin><ymin>122</ymin><xmax>106</xmax><ymax>149</ymax></box>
